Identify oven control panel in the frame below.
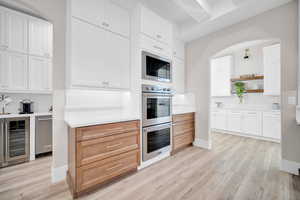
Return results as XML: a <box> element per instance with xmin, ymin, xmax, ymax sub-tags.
<box><xmin>142</xmin><ymin>84</ymin><xmax>173</xmax><ymax>94</ymax></box>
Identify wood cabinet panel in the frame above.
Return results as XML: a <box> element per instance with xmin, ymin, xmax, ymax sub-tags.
<box><xmin>173</xmin><ymin>113</ymin><xmax>194</xmax><ymax>123</ymax></box>
<box><xmin>76</xmin><ymin>120</ymin><xmax>139</xmax><ymax>142</ymax></box>
<box><xmin>173</xmin><ymin>121</ymin><xmax>194</xmax><ymax>137</ymax></box>
<box><xmin>173</xmin><ymin>132</ymin><xmax>194</xmax><ymax>150</ymax></box>
<box><xmin>77</xmin><ymin>150</ymin><xmax>139</xmax><ymax>192</ymax></box>
<box><xmin>77</xmin><ymin>131</ymin><xmax>139</xmax><ymax>166</ymax></box>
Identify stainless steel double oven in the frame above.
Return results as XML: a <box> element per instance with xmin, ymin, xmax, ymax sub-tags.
<box><xmin>142</xmin><ymin>84</ymin><xmax>173</xmax><ymax>161</ymax></box>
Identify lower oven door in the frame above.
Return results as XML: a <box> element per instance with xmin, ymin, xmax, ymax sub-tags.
<box><xmin>142</xmin><ymin>93</ymin><xmax>172</xmax><ymax>127</ymax></box>
<box><xmin>142</xmin><ymin>123</ymin><xmax>171</xmax><ymax>161</ymax></box>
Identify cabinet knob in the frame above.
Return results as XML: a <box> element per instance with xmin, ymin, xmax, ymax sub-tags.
<box><xmin>153</xmin><ymin>45</ymin><xmax>163</xmax><ymax>51</ymax></box>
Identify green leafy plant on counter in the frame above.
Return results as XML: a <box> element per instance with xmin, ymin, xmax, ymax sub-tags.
<box><xmin>234</xmin><ymin>82</ymin><xmax>246</xmax><ymax>103</ymax></box>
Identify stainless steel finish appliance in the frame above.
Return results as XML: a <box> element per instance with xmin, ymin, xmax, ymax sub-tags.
<box><xmin>19</xmin><ymin>99</ymin><xmax>34</xmax><ymax>114</ymax></box>
<box><xmin>142</xmin><ymin>84</ymin><xmax>173</xmax><ymax>161</ymax></box>
<box><xmin>142</xmin><ymin>84</ymin><xmax>173</xmax><ymax>127</ymax></box>
<box><xmin>0</xmin><ymin>117</ymin><xmax>30</xmax><ymax>168</ymax></box>
<box><xmin>142</xmin><ymin>51</ymin><xmax>172</xmax><ymax>83</ymax></box>
<box><xmin>35</xmin><ymin>115</ymin><xmax>52</xmax><ymax>155</ymax></box>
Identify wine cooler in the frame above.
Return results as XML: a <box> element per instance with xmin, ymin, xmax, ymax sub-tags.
<box><xmin>0</xmin><ymin>117</ymin><xmax>30</xmax><ymax>168</ymax></box>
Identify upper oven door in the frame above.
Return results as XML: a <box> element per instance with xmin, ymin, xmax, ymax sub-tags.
<box><xmin>142</xmin><ymin>93</ymin><xmax>172</xmax><ymax>127</ymax></box>
<box><xmin>142</xmin><ymin>51</ymin><xmax>172</xmax><ymax>83</ymax></box>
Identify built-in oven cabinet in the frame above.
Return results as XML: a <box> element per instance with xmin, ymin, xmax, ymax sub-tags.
<box><xmin>173</xmin><ymin>57</ymin><xmax>185</xmax><ymax>94</ymax></box>
<box><xmin>140</xmin><ymin>5</ymin><xmax>173</xmax><ymax>46</ymax></box>
<box><xmin>140</xmin><ymin>34</ymin><xmax>172</xmax><ymax>59</ymax></box>
<box><xmin>172</xmin><ymin>113</ymin><xmax>195</xmax><ymax>153</ymax></box>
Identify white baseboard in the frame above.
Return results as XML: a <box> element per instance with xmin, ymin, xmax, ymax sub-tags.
<box><xmin>138</xmin><ymin>152</ymin><xmax>171</xmax><ymax>170</ymax></box>
<box><xmin>281</xmin><ymin>159</ymin><xmax>300</xmax><ymax>175</ymax></box>
<box><xmin>193</xmin><ymin>138</ymin><xmax>212</xmax><ymax>150</ymax></box>
<box><xmin>51</xmin><ymin>165</ymin><xmax>68</xmax><ymax>183</ymax></box>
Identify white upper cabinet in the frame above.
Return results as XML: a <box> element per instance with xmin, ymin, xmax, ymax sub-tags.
<box><xmin>29</xmin><ymin>56</ymin><xmax>52</xmax><ymax>91</ymax></box>
<box><xmin>210</xmin><ymin>56</ymin><xmax>232</xmax><ymax>97</ymax></box>
<box><xmin>0</xmin><ymin>51</ymin><xmax>8</xmax><ymax>89</ymax></box>
<box><xmin>0</xmin><ymin>9</ymin><xmax>7</xmax><ymax>49</ymax></box>
<box><xmin>173</xmin><ymin>39</ymin><xmax>185</xmax><ymax>60</ymax></box>
<box><xmin>173</xmin><ymin>58</ymin><xmax>185</xmax><ymax>94</ymax></box>
<box><xmin>29</xmin><ymin>18</ymin><xmax>53</xmax><ymax>58</ymax></box>
<box><xmin>6</xmin><ymin>11</ymin><xmax>28</xmax><ymax>54</ymax></box>
<box><xmin>7</xmin><ymin>52</ymin><xmax>28</xmax><ymax>90</ymax></box>
<box><xmin>140</xmin><ymin>34</ymin><xmax>171</xmax><ymax>58</ymax></box>
<box><xmin>72</xmin><ymin>0</ymin><xmax>130</xmax><ymax>38</ymax></box>
<box><xmin>71</xmin><ymin>18</ymin><xmax>130</xmax><ymax>89</ymax></box>
<box><xmin>263</xmin><ymin>44</ymin><xmax>281</xmax><ymax>96</ymax></box>
<box><xmin>140</xmin><ymin>6</ymin><xmax>172</xmax><ymax>45</ymax></box>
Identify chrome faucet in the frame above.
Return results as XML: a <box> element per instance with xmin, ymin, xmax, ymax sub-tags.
<box><xmin>0</xmin><ymin>94</ymin><xmax>12</xmax><ymax>114</ymax></box>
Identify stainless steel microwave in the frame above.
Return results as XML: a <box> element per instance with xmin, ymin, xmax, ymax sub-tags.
<box><xmin>142</xmin><ymin>51</ymin><xmax>172</xmax><ymax>83</ymax></box>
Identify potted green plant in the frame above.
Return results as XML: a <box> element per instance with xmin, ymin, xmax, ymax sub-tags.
<box><xmin>234</xmin><ymin>82</ymin><xmax>246</xmax><ymax>103</ymax></box>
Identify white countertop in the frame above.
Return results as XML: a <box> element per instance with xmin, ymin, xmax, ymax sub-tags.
<box><xmin>297</xmin><ymin>106</ymin><xmax>300</xmax><ymax>125</ymax></box>
<box><xmin>173</xmin><ymin>105</ymin><xmax>195</xmax><ymax>115</ymax></box>
<box><xmin>0</xmin><ymin>112</ymin><xmax>52</xmax><ymax>119</ymax></box>
<box><xmin>211</xmin><ymin>107</ymin><xmax>281</xmax><ymax>113</ymax></box>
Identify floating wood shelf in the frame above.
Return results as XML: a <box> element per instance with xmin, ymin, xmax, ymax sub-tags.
<box><xmin>246</xmin><ymin>89</ymin><xmax>264</xmax><ymax>93</ymax></box>
<box><xmin>231</xmin><ymin>76</ymin><xmax>264</xmax><ymax>82</ymax></box>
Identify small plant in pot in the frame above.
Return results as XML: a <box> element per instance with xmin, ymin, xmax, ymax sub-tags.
<box><xmin>234</xmin><ymin>82</ymin><xmax>246</xmax><ymax>103</ymax></box>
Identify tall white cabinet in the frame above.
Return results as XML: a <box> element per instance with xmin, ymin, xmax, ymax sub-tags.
<box><xmin>0</xmin><ymin>6</ymin><xmax>53</xmax><ymax>94</ymax></box>
<box><xmin>68</xmin><ymin>0</ymin><xmax>131</xmax><ymax>90</ymax></box>
<box><xmin>263</xmin><ymin>44</ymin><xmax>281</xmax><ymax>96</ymax></box>
<box><xmin>210</xmin><ymin>56</ymin><xmax>232</xmax><ymax>97</ymax></box>
<box><xmin>173</xmin><ymin>39</ymin><xmax>185</xmax><ymax>94</ymax></box>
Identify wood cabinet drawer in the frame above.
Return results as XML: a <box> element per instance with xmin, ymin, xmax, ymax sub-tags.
<box><xmin>173</xmin><ymin>131</ymin><xmax>194</xmax><ymax>150</ymax></box>
<box><xmin>77</xmin><ymin>131</ymin><xmax>139</xmax><ymax>166</ymax></box>
<box><xmin>76</xmin><ymin>150</ymin><xmax>139</xmax><ymax>192</ymax></box>
<box><xmin>173</xmin><ymin>113</ymin><xmax>194</xmax><ymax>123</ymax></box>
<box><xmin>76</xmin><ymin>120</ymin><xmax>140</xmax><ymax>141</ymax></box>
<box><xmin>173</xmin><ymin>121</ymin><xmax>194</xmax><ymax>136</ymax></box>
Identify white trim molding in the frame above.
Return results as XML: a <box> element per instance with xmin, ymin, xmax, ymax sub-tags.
<box><xmin>193</xmin><ymin>138</ymin><xmax>212</xmax><ymax>150</ymax></box>
<box><xmin>281</xmin><ymin>159</ymin><xmax>300</xmax><ymax>175</ymax></box>
<box><xmin>51</xmin><ymin>165</ymin><xmax>68</xmax><ymax>183</ymax></box>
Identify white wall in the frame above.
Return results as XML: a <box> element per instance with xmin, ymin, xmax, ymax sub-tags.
<box><xmin>3</xmin><ymin>93</ymin><xmax>52</xmax><ymax>113</ymax></box>
<box><xmin>186</xmin><ymin>1</ymin><xmax>300</xmax><ymax>169</ymax></box>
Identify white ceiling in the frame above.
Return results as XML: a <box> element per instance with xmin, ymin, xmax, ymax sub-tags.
<box><xmin>117</xmin><ymin>0</ymin><xmax>294</xmax><ymax>42</ymax></box>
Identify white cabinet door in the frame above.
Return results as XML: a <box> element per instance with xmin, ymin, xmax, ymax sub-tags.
<box><xmin>173</xmin><ymin>39</ymin><xmax>185</xmax><ymax>60</ymax></box>
<box><xmin>104</xmin><ymin>31</ymin><xmax>130</xmax><ymax>89</ymax></box>
<box><xmin>29</xmin><ymin>18</ymin><xmax>53</xmax><ymax>58</ymax></box>
<box><xmin>211</xmin><ymin>56</ymin><xmax>232</xmax><ymax>97</ymax></box>
<box><xmin>105</xmin><ymin>2</ymin><xmax>130</xmax><ymax>38</ymax></box>
<box><xmin>140</xmin><ymin>6</ymin><xmax>172</xmax><ymax>45</ymax></box>
<box><xmin>173</xmin><ymin>58</ymin><xmax>185</xmax><ymax>94</ymax></box>
<box><xmin>140</xmin><ymin>34</ymin><xmax>171</xmax><ymax>58</ymax></box>
<box><xmin>263</xmin><ymin>113</ymin><xmax>281</xmax><ymax>140</ymax></box>
<box><xmin>242</xmin><ymin>112</ymin><xmax>262</xmax><ymax>136</ymax></box>
<box><xmin>71</xmin><ymin>0</ymin><xmax>105</xmax><ymax>28</ymax></box>
<box><xmin>7</xmin><ymin>53</ymin><xmax>28</xmax><ymax>90</ymax></box>
<box><xmin>29</xmin><ymin>56</ymin><xmax>51</xmax><ymax>91</ymax></box>
<box><xmin>0</xmin><ymin>51</ymin><xmax>8</xmax><ymax>89</ymax></box>
<box><xmin>0</xmin><ymin>9</ymin><xmax>7</xmax><ymax>50</ymax></box>
<box><xmin>71</xmin><ymin>18</ymin><xmax>130</xmax><ymax>89</ymax></box>
<box><xmin>263</xmin><ymin>44</ymin><xmax>280</xmax><ymax>96</ymax></box>
<box><xmin>227</xmin><ymin>111</ymin><xmax>242</xmax><ymax>132</ymax></box>
<box><xmin>211</xmin><ymin>110</ymin><xmax>227</xmax><ymax>130</ymax></box>
<box><xmin>6</xmin><ymin>11</ymin><xmax>28</xmax><ymax>54</ymax></box>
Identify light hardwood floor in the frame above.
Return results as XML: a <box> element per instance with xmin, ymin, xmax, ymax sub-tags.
<box><xmin>0</xmin><ymin>133</ymin><xmax>299</xmax><ymax>200</ymax></box>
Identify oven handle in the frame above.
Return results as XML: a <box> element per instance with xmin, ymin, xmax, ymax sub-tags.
<box><xmin>142</xmin><ymin>93</ymin><xmax>173</xmax><ymax>97</ymax></box>
<box><xmin>143</xmin><ymin>123</ymin><xmax>172</xmax><ymax>132</ymax></box>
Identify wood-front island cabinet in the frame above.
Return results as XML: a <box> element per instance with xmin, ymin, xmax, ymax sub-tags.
<box><xmin>172</xmin><ymin>113</ymin><xmax>195</xmax><ymax>154</ymax></box>
<box><xmin>67</xmin><ymin>120</ymin><xmax>140</xmax><ymax>198</ymax></box>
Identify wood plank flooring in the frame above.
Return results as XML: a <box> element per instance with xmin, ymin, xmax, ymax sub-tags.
<box><xmin>0</xmin><ymin>133</ymin><xmax>299</xmax><ymax>200</ymax></box>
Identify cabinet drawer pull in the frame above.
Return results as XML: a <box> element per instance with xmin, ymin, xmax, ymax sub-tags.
<box><xmin>102</xmin><ymin>22</ymin><xmax>110</xmax><ymax>27</ymax></box>
<box><xmin>106</xmin><ymin>164</ymin><xmax>122</xmax><ymax>172</ymax></box>
<box><xmin>156</xmin><ymin>34</ymin><xmax>162</xmax><ymax>39</ymax></box>
<box><xmin>102</xmin><ymin>81</ymin><xmax>109</xmax><ymax>86</ymax></box>
<box><xmin>106</xmin><ymin>142</ymin><xmax>122</xmax><ymax>149</ymax></box>
<box><xmin>153</xmin><ymin>45</ymin><xmax>163</xmax><ymax>51</ymax></box>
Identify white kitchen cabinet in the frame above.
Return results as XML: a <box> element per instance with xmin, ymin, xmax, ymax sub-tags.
<box><xmin>210</xmin><ymin>56</ymin><xmax>232</xmax><ymax>97</ymax></box>
<box><xmin>173</xmin><ymin>39</ymin><xmax>185</xmax><ymax>60</ymax></box>
<box><xmin>173</xmin><ymin>58</ymin><xmax>185</xmax><ymax>94</ymax></box>
<box><xmin>140</xmin><ymin>6</ymin><xmax>172</xmax><ymax>45</ymax></box>
<box><xmin>29</xmin><ymin>56</ymin><xmax>52</xmax><ymax>91</ymax></box>
<box><xmin>241</xmin><ymin>111</ymin><xmax>262</xmax><ymax>136</ymax></box>
<box><xmin>6</xmin><ymin>11</ymin><xmax>28</xmax><ymax>54</ymax></box>
<box><xmin>7</xmin><ymin>52</ymin><xmax>28</xmax><ymax>90</ymax></box>
<box><xmin>211</xmin><ymin>110</ymin><xmax>227</xmax><ymax>130</ymax></box>
<box><xmin>227</xmin><ymin>111</ymin><xmax>242</xmax><ymax>133</ymax></box>
<box><xmin>71</xmin><ymin>18</ymin><xmax>130</xmax><ymax>89</ymax></box>
<box><xmin>72</xmin><ymin>0</ymin><xmax>130</xmax><ymax>38</ymax></box>
<box><xmin>0</xmin><ymin>51</ymin><xmax>8</xmax><ymax>89</ymax></box>
<box><xmin>263</xmin><ymin>112</ymin><xmax>281</xmax><ymax>140</ymax></box>
<box><xmin>0</xmin><ymin>9</ymin><xmax>6</xmax><ymax>49</ymax></box>
<box><xmin>140</xmin><ymin>34</ymin><xmax>171</xmax><ymax>58</ymax></box>
<box><xmin>263</xmin><ymin>44</ymin><xmax>281</xmax><ymax>96</ymax></box>
<box><xmin>29</xmin><ymin>18</ymin><xmax>53</xmax><ymax>58</ymax></box>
